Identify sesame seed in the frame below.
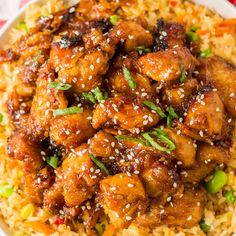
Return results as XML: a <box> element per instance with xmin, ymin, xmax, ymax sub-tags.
<box><xmin>69</xmin><ymin>7</ymin><xmax>76</xmax><ymax>13</ymax></box>
<box><xmin>90</xmin><ymin>64</ymin><xmax>95</xmax><ymax>70</ymax></box>
<box><xmin>199</xmin><ymin>130</ymin><xmax>204</xmax><ymax>137</ymax></box>
<box><xmin>187</xmin><ymin>215</ymin><xmax>192</xmax><ymax>221</ymax></box>
<box><xmin>128</xmin><ymin>183</ymin><xmax>134</xmax><ymax>188</ymax></box>
<box><xmin>125</xmin><ymin>216</ymin><xmax>132</xmax><ymax>221</ymax></box>
<box><xmin>230</xmin><ymin>92</ymin><xmax>235</xmax><ymax>97</ymax></box>
<box><xmin>216</xmin><ymin>107</ymin><xmax>220</xmax><ymax>112</ymax></box>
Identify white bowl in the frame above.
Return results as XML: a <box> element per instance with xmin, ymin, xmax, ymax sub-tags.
<box><xmin>0</xmin><ymin>0</ymin><xmax>236</xmax><ymax>235</ymax></box>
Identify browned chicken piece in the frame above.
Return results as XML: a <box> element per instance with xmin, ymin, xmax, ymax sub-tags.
<box><xmin>164</xmin><ymin>128</ymin><xmax>196</xmax><ymax>168</ymax></box>
<box><xmin>26</xmin><ymin>64</ymin><xmax>68</xmax><ymax>140</ymax></box>
<box><xmin>184</xmin><ymin>89</ymin><xmax>228</xmax><ymax>141</ymax></box>
<box><xmin>183</xmin><ymin>143</ymin><xmax>230</xmax><ymax>183</ymax></box>
<box><xmin>109</xmin><ymin>20</ymin><xmax>153</xmax><ymax>52</ymax></box>
<box><xmin>50</xmin><ymin>109</ymin><xmax>96</xmax><ymax>149</ymax></box>
<box><xmin>108</xmin><ymin>69</ymin><xmax>154</xmax><ymax>101</ymax></box>
<box><xmin>13</xmin><ymin>32</ymin><xmax>53</xmax><ymax>85</ymax></box>
<box><xmin>24</xmin><ymin>167</ymin><xmax>54</xmax><ymax>204</ymax></box>
<box><xmin>136</xmin><ymin>187</ymin><xmax>206</xmax><ymax>228</ymax></box>
<box><xmin>153</xmin><ymin>19</ymin><xmax>186</xmax><ymax>51</ymax></box>
<box><xmin>137</xmin><ymin>47</ymin><xmax>198</xmax><ymax>82</ymax></box>
<box><xmin>198</xmin><ymin>56</ymin><xmax>236</xmax><ymax>118</ymax></box>
<box><xmin>163</xmin><ymin>78</ymin><xmax>200</xmax><ymax>109</ymax></box>
<box><xmin>100</xmin><ymin>173</ymin><xmax>147</xmax><ymax>224</ymax></box>
<box><xmin>57</xmin><ymin>49</ymin><xmax>109</xmax><ymax>93</ymax></box>
<box><xmin>6</xmin><ymin>90</ymin><xmax>32</xmax><ymax>124</ymax></box>
<box><xmin>7</xmin><ymin>130</ymin><xmax>44</xmax><ymax>173</ymax></box>
<box><xmin>45</xmin><ymin>144</ymin><xmax>102</xmax><ymax>210</ymax></box>
<box><xmin>92</xmin><ymin>96</ymin><xmax>160</xmax><ymax>134</ymax></box>
<box><xmin>0</xmin><ymin>48</ymin><xmax>18</xmax><ymax>63</ymax></box>
<box><xmin>89</xmin><ymin>130</ymin><xmax>119</xmax><ymax>159</ymax></box>
<box><xmin>140</xmin><ymin>157</ymin><xmax>182</xmax><ymax>198</ymax></box>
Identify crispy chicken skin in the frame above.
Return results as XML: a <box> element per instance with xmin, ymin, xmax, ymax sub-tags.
<box><xmin>3</xmin><ymin>5</ymin><xmax>235</xmax><ymax>233</ymax></box>
<box><xmin>198</xmin><ymin>56</ymin><xmax>236</xmax><ymax>117</ymax></box>
<box><xmin>137</xmin><ymin>47</ymin><xmax>198</xmax><ymax>82</ymax></box>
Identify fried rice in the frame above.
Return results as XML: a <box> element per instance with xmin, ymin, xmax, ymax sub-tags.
<box><xmin>0</xmin><ymin>0</ymin><xmax>236</xmax><ymax>235</ymax></box>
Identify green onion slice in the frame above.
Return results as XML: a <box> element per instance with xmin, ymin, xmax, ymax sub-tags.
<box><xmin>135</xmin><ymin>46</ymin><xmax>151</xmax><ymax>54</ymax></box>
<box><xmin>180</xmin><ymin>68</ymin><xmax>187</xmax><ymax>83</ymax></box>
<box><xmin>48</xmin><ymin>81</ymin><xmax>72</xmax><ymax>90</ymax></box>
<box><xmin>94</xmin><ymin>87</ymin><xmax>105</xmax><ymax>102</ymax></box>
<box><xmin>167</xmin><ymin>106</ymin><xmax>179</xmax><ymax>119</ymax></box>
<box><xmin>89</xmin><ymin>154</ymin><xmax>109</xmax><ymax>175</ymax></box>
<box><xmin>17</xmin><ymin>22</ymin><xmax>29</xmax><ymax>33</ymax></box>
<box><xmin>198</xmin><ymin>48</ymin><xmax>212</xmax><ymax>58</ymax></box>
<box><xmin>205</xmin><ymin>170</ymin><xmax>228</xmax><ymax>194</ymax></box>
<box><xmin>123</xmin><ymin>67</ymin><xmax>137</xmax><ymax>89</ymax></box>
<box><xmin>95</xmin><ymin>223</ymin><xmax>106</xmax><ymax>236</ymax></box>
<box><xmin>143</xmin><ymin>101</ymin><xmax>166</xmax><ymax>118</ymax></box>
<box><xmin>115</xmin><ymin>135</ymin><xmax>150</xmax><ymax>146</ymax></box>
<box><xmin>0</xmin><ymin>183</ymin><xmax>14</xmax><ymax>198</ymax></box>
<box><xmin>110</xmin><ymin>15</ymin><xmax>120</xmax><ymax>25</ymax></box>
<box><xmin>186</xmin><ymin>31</ymin><xmax>199</xmax><ymax>42</ymax></box>
<box><xmin>82</xmin><ymin>92</ymin><xmax>97</xmax><ymax>104</ymax></box>
<box><xmin>224</xmin><ymin>190</ymin><xmax>236</xmax><ymax>204</ymax></box>
<box><xmin>199</xmin><ymin>220</ymin><xmax>211</xmax><ymax>233</ymax></box>
<box><xmin>190</xmin><ymin>26</ymin><xmax>200</xmax><ymax>32</ymax></box>
<box><xmin>142</xmin><ymin>133</ymin><xmax>169</xmax><ymax>152</ymax></box>
<box><xmin>167</xmin><ymin>115</ymin><xmax>172</xmax><ymax>128</ymax></box>
<box><xmin>53</xmin><ymin>106</ymin><xmax>83</xmax><ymax>116</ymax></box>
<box><xmin>46</xmin><ymin>155</ymin><xmax>59</xmax><ymax>169</ymax></box>
<box><xmin>0</xmin><ymin>113</ymin><xmax>3</xmax><ymax>123</ymax></box>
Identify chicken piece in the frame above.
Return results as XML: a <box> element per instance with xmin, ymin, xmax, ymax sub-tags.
<box><xmin>24</xmin><ymin>167</ymin><xmax>54</xmax><ymax>204</ymax></box>
<box><xmin>7</xmin><ymin>130</ymin><xmax>44</xmax><ymax>173</ymax></box>
<box><xmin>164</xmin><ymin>128</ymin><xmax>196</xmax><ymax>168</ymax></box>
<box><xmin>136</xmin><ymin>187</ymin><xmax>206</xmax><ymax>228</ymax></box>
<box><xmin>0</xmin><ymin>48</ymin><xmax>18</xmax><ymax>63</ymax></box>
<box><xmin>198</xmin><ymin>56</ymin><xmax>236</xmax><ymax>117</ymax></box>
<box><xmin>137</xmin><ymin>47</ymin><xmax>198</xmax><ymax>82</ymax></box>
<box><xmin>92</xmin><ymin>96</ymin><xmax>160</xmax><ymax>134</ymax></box>
<box><xmin>163</xmin><ymin>78</ymin><xmax>200</xmax><ymax>109</ymax></box>
<box><xmin>153</xmin><ymin>19</ymin><xmax>186</xmax><ymax>51</ymax></box>
<box><xmin>45</xmin><ymin>144</ymin><xmax>102</xmax><ymax>210</ymax></box>
<box><xmin>57</xmin><ymin>50</ymin><xmax>109</xmax><ymax>93</ymax></box>
<box><xmin>140</xmin><ymin>158</ymin><xmax>182</xmax><ymax>198</ymax></box>
<box><xmin>183</xmin><ymin>143</ymin><xmax>230</xmax><ymax>183</ymax></box>
<box><xmin>100</xmin><ymin>173</ymin><xmax>147</xmax><ymax>223</ymax></box>
<box><xmin>108</xmin><ymin>69</ymin><xmax>154</xmax><ymax>101</ymax></box>
<box><xmin>26</xmin><ymin>64</ymin><xmax>68</xmax><ymax>140</ymax></box>
<box><xmin>50</xmin><ymin>109</ymin><xmax>96</xmax><ymax>149</ymax></box>
<box><xmin>109</xmin><ymin>20</ymin><xmax>153</xmax><ymax>52</ymax></box>
<box><xmin>184</xmin><ymin>89</ymin><xmax>228</xmax><ymax>141</ymax></box>
<box><xmin>89</xmin><ymin>130</ymin><xmax>119</xmax><ymax>159</ymax></box>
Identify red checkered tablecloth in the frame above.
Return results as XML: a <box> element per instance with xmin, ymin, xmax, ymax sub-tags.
<box><xmin>0</xmin><ymin>0</ymin><xmax>235</xmax><ymax>29</ymax></box>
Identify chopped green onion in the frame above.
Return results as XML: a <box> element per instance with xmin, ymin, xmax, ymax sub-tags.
<box><xmin>0</xmin><ymin>183</ymin><xmax>14</xmax><ymax>198</ymax></box>
<box><xmin>167</xmin><ymin>115</ymin><xmax>173</xmax><ymax>128</ymax></box>
<box><xmin>199</xmin><ymin>220</ymin><xmax>211</xmax><ymax>233</ymax></box>
<box><xmin>110</xmin><ymin>15</ymin><xmax>120</xmax><ymax>25</ymax></box>
<box><xmin>142</xmin><ymin>133</ymin><xmax>169</xmax><ymax>152</ymax></box>
<box><xmin>82</xmin><ymin>92</ymin><xmax>97</xmax><ymax>104</ymax></box>
<box><xmin>123</xmin><ymin>67</ymin><xmax>137</xmax><ymax>89</ymax></box>
<box><xmin>103</xmin><ymin>92</ymin><xmax>109</xmax><ymax>100</ymax></box>
<box><xmin>89</xmin><ymin>154</ymin><xmax>109</xmax><ymax>175</ymax></box>
<box><xmin>94</xmin><ymin>87</ymin><xmax>105</xmax><ymax>102</ymax></box>
<box><xmin>224</xmin><ymin>190</ymin><xmax>236</xmax><ymax>204</ymax></box>
<box><xmin>143</xmin><ymin>101</ymin><xmax>166</xmax><ymax>118</ymax></box>
<box><xmin>198</xmin><ymin>48</ymin><xmax>212</xmax><ymax>58</ymax></box>
<box><xmin>180</xmin><ymin>68</ymin><xmax>187</xmax><ymax>83</ymax></box>
<box><xmin>48</xmin><ymin>81</ymin><xmax>72</xmax><ymax>90</ymax></box>
<box><xmin>167</xmin><ymin>106</ymin><xmax>179</xmax><ymax>119</ymax></box>
<box><xmin>186</xmin><ymin>31</ymin><xmax>199</xmax><ymax>42</ymax></box>
<box><xmin>135</xmin><ymin>46</ymin><xmax>151</xmax><ymax>54</ymax></box>
<box><xmin>17</xmin><ymin>22</ymin><xmax>29</xmax><ymax>33</ymax></box>
<box><xmin>190</xmin><ymin>26</ymin><xmax>200</xmax><ymax>32</ymax></box>
<box><xmin>95</xmin><ymin>223</ymin><xmax>106</xmax><ymax>236</ymax></box>
<box><xmin>46</xmin><ymin>155</ymin><xmax>59</xmax><ymax>169</ymax></box>
<box><xmin>115</xmin><ymin>135</ymin><xmax>150</xmax><ymax>146</ymax></box>
<box><xmin>53</xmin><ymin>106</ymin><xmax>83</xmax><ymax>116</ymax></box>
<box><xmin>0</xmin><ymin>113</ymin><xmax>3</xmax><ymax>123</ymax></box>
<box><xmin>153</xmin><ymin>128</ymin><xmax>176</xmax><ymax>151</ymax></box>
<box><xmin>205</xmin><ymin>170</ymin><xmax>228</xmax><ymax>194</ymax></box>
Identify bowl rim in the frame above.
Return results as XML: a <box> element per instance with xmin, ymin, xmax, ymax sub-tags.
<box><xmin>0</xmin><ymin>0</ymin><xmax>236</xmax><ymax>235</ymax></box>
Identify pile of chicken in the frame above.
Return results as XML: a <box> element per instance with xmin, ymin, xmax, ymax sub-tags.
<box><xmin>1</xmin><ymin>2</ymin><xmax>236</xmax><ymax>235</ymax></box>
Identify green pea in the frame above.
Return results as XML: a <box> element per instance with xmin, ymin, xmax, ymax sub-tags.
<box><xmin>205</xmin><ymin>170</ymin><xmax>228</xmax><ymax>194</ymax></box>
<box><xmin>224</xmin><ymin>190</ymin><xmax>236</xmax><ymax>204</ymax></box>
<box><xmin>0</xmin><ymin>183</ymin><xmax>14</xmax><ymax>198</ymax></box>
